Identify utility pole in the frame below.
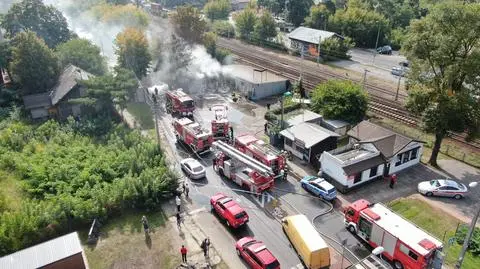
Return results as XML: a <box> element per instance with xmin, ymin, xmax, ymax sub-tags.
<box><xmin>455</xmin><ymin>182</ymin><xmax>479</xmax><ymax>269</ymax></box>
<box><xmin>363</xmin><ymin>69</ymin><xmax>369</xmax><ymax>91</ymax></box>
<box><xmin>151</xmin><ymin>92</ymin><xmax>161</xmax><ymax>147</ymax></box>
<box><xmin>395</xmin><ymin>75</ymin><xmax>401</xmax><ymax>101</ymax></box>
<box><xmin>372</xmin><ymin>22</ymin><xmax>381</xmax><ymax>65</ymax></box>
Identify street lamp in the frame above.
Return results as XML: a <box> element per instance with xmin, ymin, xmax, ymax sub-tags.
<box><xmin>280</xmin><ymin>91</ymin><xmax>292</xmax><ymax>129</ymax></box>
<box><xmin>455</xmin><ymin>181</ymin><xmax>479</xmax><ymax>269</ymax></box>
<box><xmin>373</xmin><ymin>20</ymin><xmax>381</xmax><ymax>65</ymax></box>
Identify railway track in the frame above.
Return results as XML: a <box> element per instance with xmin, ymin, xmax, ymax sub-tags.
<box><xmin>219</xmin><ymin>39</ymin><xmax>480</xmax><ymax>150</ymax></box>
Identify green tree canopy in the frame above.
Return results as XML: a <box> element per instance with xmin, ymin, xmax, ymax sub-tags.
<box><xmin>286</xmin><ymin>0</ymin><xmax>313</xmax><ymax>27</ymax></box>
<box><xmin>171</xmin><ymin>5</ymin><xmax>207</xmax><ymax>43</ymax></box>
<box><xmin>212</xmin><ymin>20</ymin><xmax>235</xmax><ymax>38</ymax></box>
<box><xmin>204</xmin><ymin>0</ymin><xmax>231</xmax><ymax>21</ymax></box>
<box><xmin>304</xmin><ymin>5</ymin><xmax>330</xmax><ymax>30</ymax></box>
<box><xmin>1</xmin><ymin>0</ymin><xmax>71</xmax><ymax>48</ymax></box>
<box><xmin>56</xmin><ymin>38</ymin><xmax>107</xmax><ymax>76</ymax></box>
<box><xmin>258</xmin><ymin>0</ymin><xmax>285</xmax><ymax>15</ymax></box>
<box><xmin>115</xmin><ymin>27</ymin><xmax>152</xmax><ymax>78</ymax></box>
<box><xmin>9</xmin><ymin>31</ymin><xmax>59</xmax><ymax>95</ymax></box>
<box><xmin>203</xmin><ymin>32</ymin><xmax>217</xmax><ymax>58</ymax></box>
<box><xmin>320</xmin><ymin>37</ymin><xmax>354</xmax><ymax>60</ymax></box>
<box><xmin>254</xmin><ymin>11</ymin><xmax>277</xmax><ymax>40</ymax></box>
<box><xmin>403</xmin><ymin>3</ymin><xmax>480</xmax><ymax>166</ymax></box>
<box><xmin>0</xmin><ymin>42</ymin><xmax>12</xmax><ymax>70</ymax></box>
<box><xmin>235</xmin><ymin>8</ymin><xmax>257</xmax><ymax>39</ymax></box>
<box><xmin>311</xmin><ymin>80</ymin><xmax>368</xmax><ymax>124</ymax></box>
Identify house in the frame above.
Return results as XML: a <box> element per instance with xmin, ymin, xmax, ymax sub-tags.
<box><xmin>280</xmin><ymin>122</ymin><xmax>340</xmax><ymax>168</ymax></box>
<box><xmin>22</xmin><ymin>65</ymin><xmax>94</xmax><ymax>120</ymax></box>
<box><xmin>286</xmin><ymin>110</ymin><xmax>323</xmax><ymax>127</ymax></box>
<box><xmin>0</xmin><ymin>232</ymin><xmax>89</xmax><ymax>269</ymax></box>
<box><xmin>231</xmin><ymin>0</ymin><xmax>250</xmax><ymax>10</ymax></box>
<box><xmin>319</xmin><ymin>120</ymin><xmax>424</xmax><ymax>192</ymax></box>
<box><xmin>287</xmin><ymin>26</ymin><xmax>344</xmax><ymax>56</ymax></box>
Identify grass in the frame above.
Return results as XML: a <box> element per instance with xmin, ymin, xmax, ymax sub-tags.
<box><xmin>126</xmin><ymin>102</ymin><xmax>154</xmax><ymax>130</ymax></box>
<box><xmin>81</xmin><ymin>209</ymin><xmax>180</xmax><ymax>269</ymax></box>
<box><xmin>388</xmin><ymin>198</ymin><xmax>480</xmax><ymax>268</ymax></box>
<box><xmin>0</xmin><ymin>170</ymin><xmax>24</xmax><ymax>212</ymax></box>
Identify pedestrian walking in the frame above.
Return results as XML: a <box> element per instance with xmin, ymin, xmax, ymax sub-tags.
<box><xmin>389</xmin><ymin>174</ymin><xmax>397</xmax><ymax>189</ymax></box>
<box><xmin>184</xmin><ymin>182</ymin><xmax>190</xmax><ymax>198</ymax></box>
<box><xmin>201</xmin><ymin>237</ymin><xmax>211</xmax><ymax>257</ymax></box>
<box><xmin>264</xmin><ymin>122</ymin><xmax>268</xmax><ymax>133</ymax></box>
<box><xmin>176</xmin><ymin>195</ymin><xmax>181</xmax><ymax>212</ymax></box>
<box><xmin>141</xmin><ymin>215</ymin><xmax>149</xmax><ymax>234</ymax></box>
<box><xmin>180</xmin><ymin>245</ymin><xmax>187</xmax><ymax>263</ymax></box>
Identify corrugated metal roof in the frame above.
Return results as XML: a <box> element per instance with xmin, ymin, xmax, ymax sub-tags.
<box><xmin>22</xmin><ymin>93</ymin><xmax>51</xmax><ymax>109</ymax></box>
<box><xmin>0</xmin><ymin>232</ymin><xmax>83</xmax><ymax>269</ymax></box>
<box><xmin>286</xmin><ymin>110</ymin><xmax>322</xmax><ymax>127</ymax></box>
<box><xmin>280</xmin><ymin>122</ymin><xmax>339</xmax><ymax>148</ymax></box>
<box><xmin>287</xmin><ymin>27</ymin><xmax>344</xmax><ymax>45</ymax></box>
<box><xmin>322</xmin><ymin>119</ymin><xmax>350</xmax><ymax>129</ymax></box>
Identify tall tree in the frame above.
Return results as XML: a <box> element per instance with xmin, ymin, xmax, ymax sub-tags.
<box><xmin>9</xmin><ymin>31</ymin><xmax>59</xmax><ymax>95</ymax></box>
<box><xmin>403</xmin><ymin>3</ymin><xmax>480</xmax><ymax>167</ymax></box>
<box><xmin>56</xmin><ymin>38</ymin><xmax>107</xmax><ymax>76</ymax></box>
<box><xmin>171</xmin><ymin>5</ymin><xmax>206</xmax><ymax>43</ymax></box>
<box><xmin>203</xmin><ymin>0</ymin><xmax>231</xmax><ymax>21</ymax></box>
<box><xmin>258</xmin><ymin>0</ymin><xmax>285</xmax><ymax>15</ymax></box>
<box><xmin>254</xmin><ymin>11</ymin><xmax>277</xmax><ymax>40</ymax></box>
<box><xmin>1</xmin><ymin>0</ymin><xmax>71</xmax><ymax>48</ymax></box>
<box><xmin>286</xmin><ymin>0</ymin><xmax>313</xmax><ymax>27</ymax></box>
<box><xmin>115</xmin><ymin>28</ymin><xmax>152</xmax><ymax>79</ymax></box>
<box><xmin>203</xmin><ymin>32</ymin><xmax>218</xmax><ymax>58</ymax></box>
<box><xmin>235</xmin><ymin>8</ymin><xmax>257</xmax><ymax>39</ymax></box>
<box><xmin>304</xmin><ymin>5</ymin><xmax>330</xmax><ymax>30</ymax></box>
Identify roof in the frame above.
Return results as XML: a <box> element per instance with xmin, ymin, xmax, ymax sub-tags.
<box><xmin>284</xmin><ymin>215</ymin><xmax>328</xmax><ymax>251</ymax></box>
<box><xmin>0</xmin><ymin>232</ymin><xmax>84</xmax><ymax>269</ymax></box>
<box><xmin>367</xmin><ymin>203</ymin><xmax>443</xmax><ymax>256</ymax></box>
<box><xmin>348</xmin><ymin>121</ymin><xmax>417</xmax><ymax>158</ymax></box>
<box><xmin>288</xmin><ymin>27</ymin><xmax>344</xmax><ymax>45</ymax></box>
<box><xmin>22</xmin><ymin>92</ymin><xmax>51</xmax><ymax>109</ymax></box>
<box><xmin>248</xmin><ymin>242</ymin><xmax>277</xmax><ymax>265</ymax></box>
<box><xmin>322</xmin><ymin>119</ymin><xmax>350</xmax><ymax>129</ymax></box>
<box><xmin>286</xmin><ymin>110</ymin><xmax>322</xmax><ymax>127</ymax></box>
<box><xmin>51</xmin><ymin>65</ymin><xmax>93</xmax><ymax>105</ymax></box>
<box><xmin>223</xmin><ymin>65</ymin><xmax>287</xmax><ymax>84</ymax></box>
<box><xmin>312</xmin><ymin>177</ymin><xmax>335</xmax><ymax>191</ymax></box>
<box><xmin>343</xmin><ymin>155</ymin><xmax>385</xmax><ymax>175</ymax></box>
<box><xmin>236</xmin><ymin>134</ymin><xmax>259</xmax><ymax>146</ymax></box>
<box><xmin>280</xmin><ymin>122</ymin><xmax>340</xmax><ymax>148</ymax></box>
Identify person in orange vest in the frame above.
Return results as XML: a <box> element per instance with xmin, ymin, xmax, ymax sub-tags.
<box><xmin>180</xmin><ymin>245</ymin><xmax>188</xmax><ymax>263</ymax></box>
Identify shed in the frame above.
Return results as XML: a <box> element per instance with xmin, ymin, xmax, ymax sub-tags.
<box><xmin>287</xmin><ymin>27</ymin><xmax>344</xmax><ymax>55</ymax></box>
<box><xmin>280</xmin><ymin>122</ymin><xmax>339</xmax><ymax>168</ymax></box>
<box><xmin>0</xmin><ymin>232</ymin><xmax>88</xmax><ymax>269</ymax></box>
<box><xmin>321</xmin><ymin>119</ymin><xmax>350</xmax><ymax>136</ymax></box>
<box><xmin>286</xmin><ymin>110</ymin><xmax>323</xmax><ymax>127</ymax></box>
<box><xmin>23</xmin><ymin>92</ymin><xmax>52</xmax><ymax>119</ymax></box>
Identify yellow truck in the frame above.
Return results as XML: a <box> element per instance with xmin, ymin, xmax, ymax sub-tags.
<box><xmin>281</xmin><ymin>214</ymin><xmax>330</xmax><ymax>269</ymax></box>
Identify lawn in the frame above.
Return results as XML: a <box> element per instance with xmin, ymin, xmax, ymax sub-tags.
<box><xmin>126</xmin><ymin>102</ymin><xmax>154</xmax><ymax>130</ymax></box>
<box><xmin>388</xmin><ymin>198</ymin><xmax>479</xmax><ymax>269</ymax></box>
<box><xmin>81</xmin><ymin>210</ymin><xmax>181</xmax><ymax>269</ymax></box>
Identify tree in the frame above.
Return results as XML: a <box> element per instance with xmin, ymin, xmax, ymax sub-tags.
<box><xmin>204</xmin><ymin>0</ymin><xmax>231</xmax><ymax>21</ymax></box>
<box><xmin>286</xmin><ymin>0</ymin><xmax>313</xmax><ymax>27</ymax></box>
<box><xmin>171</xmin><ymin>5</ymin><xmax>207</xmax><ymax>43</ymax></box>
<box><xmin>212</xmin><ymin>20</ymin><xmax>235</xmax><ymax>38</ymax></box>
<box><xmin>319</xmin><ymin>37</ymin><xmax>354</xmax><ymax>60</ymax></box>
<box><xmin>115</xmin><ymin>28</ymin><xmax>152</xmax><ymax>78</ymax></box>
<box><xmin>304</xmin><ymin>5</ymin><xmax>330</xmax><ymax>30</ymax></box>
<box><xmin>9</xmin><ymin>31</ymin><xmax>59</xmax><ymax>95</ymax></box>
<box><xmin>235</xmin><ymin>8</ymin><xmax>257</xmax><ymax>39</ymax></box>
<box><xmin>311</xmin><ymin>80</ymin><xmax>368</xmax><ymax>124</ymax></box>
<box><xmin>1</xmin><ymin>0</ymin><xmax>71</xmax><ymax>48</ymax></box>
<box><xmin>0</xmin><ymin>42</ymin><xmax>12</xmax><ymax>70</ymax></box>
<box><xmin>203</xmin><ymin>32</ymin><xmax>218</xmax><ymax>59</ymax></box>
<box><xmin>258</xmin><ymin>0</ymin><xmax>285</xmax><ymax>15</ymax></box>
<box><xmin>402</xmin><ymin>3</ymin><xmax>480</xmax><ymax>166</ymax></box>
<box><xmin>254</xmin><ymin>11</ymin><xmax>277</xmax><ymax>40</ymax></box>
<box><xmin>56</xmin><ymin>39</ymin><xmax>107</xmax><ymax>76</ymax></box>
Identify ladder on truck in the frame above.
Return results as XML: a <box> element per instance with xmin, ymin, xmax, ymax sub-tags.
<box><xmin>210</xmin><ymin>104</ymin><xmax>228</xmax><ymax>120</ymax></box>
<box><xmin>212</xmin><ymin>141</ymin><xmax>274</xmax><ymax>177</ymax></box>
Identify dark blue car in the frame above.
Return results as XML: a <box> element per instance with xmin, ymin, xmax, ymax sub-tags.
<box><xmin>300</xmin><ymin>176</ymin><xmax>337</xmax><ymax>201</ymax></box>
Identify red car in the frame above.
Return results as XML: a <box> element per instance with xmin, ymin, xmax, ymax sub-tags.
<box><xmin>210</xmin><ymin>193</ymin><xmax>249</xmax><ymax>228</ymax></box>
<box><xmin>235</xmin><ymin>237</ymin><xmax>280</xmax><ymax>269</ymax></box>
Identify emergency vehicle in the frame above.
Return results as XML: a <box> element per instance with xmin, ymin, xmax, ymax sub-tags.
<box><xmin>344</xmin><ymin>199</ymin><xmax>443</xmax><ymax>269</ymax></box>
<box><xmin>165</xmin><ymin>89</ymin><xmax>195</xmax><ymax>117</ymax></box>
<box><xmin>234</xmin><ymin>134</ymin><xmax>287</xmax><ymax>178</ymax></box>
<box><xmin>212</xmin><ymin>140</ymin><xmax>275</xmax><ymax>193</ymax></box>
<box><xmin>209</xmin><ymin>104</ymin><xmax>230</xmax><ymax>141</ymax></box>
<box><xmin>173</xmin><ymin>117</ymin><xmax>213</xmax><ymax>153</ymax></box>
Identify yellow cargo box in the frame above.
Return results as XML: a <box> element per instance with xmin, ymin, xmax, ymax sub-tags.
<box><xmin>282</xmin><ymin>214</ymin><xmax>330</xmax><ymax>269</ymax></box>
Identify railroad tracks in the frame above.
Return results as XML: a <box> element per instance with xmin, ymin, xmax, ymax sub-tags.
<box><xmin>219</xmin><ymin>39</ymin><xmax>480</xmax><ymax>150</ymax></box>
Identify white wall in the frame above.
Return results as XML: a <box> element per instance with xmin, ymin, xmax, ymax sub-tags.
<box><xmin>320</xmin><ymin>152</ymin><xmax>348</xmax><ymax>184</ymax></box>
<box><xmin>388</xmin><ymin>142</ymin><xmax>423</xmax><ymax>174</ymax></box>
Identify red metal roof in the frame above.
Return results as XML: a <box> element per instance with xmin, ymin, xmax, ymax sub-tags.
<box><xmin>363</xmin><ymin>208</ymin><xmax>381</xmax><ymax>221</ymax></box>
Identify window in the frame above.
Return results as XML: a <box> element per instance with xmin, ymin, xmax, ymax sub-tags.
<box><xmin>369</xmin><ymin>166</ymin><xmax>378</xmax><ymax>178</ymax></box>
<box><xmin>235</xmin><ymin>212</ymin><xmax>247</xmax><ymax>219</ymax></box>
<box><xmin>184</xmin><ymin>163</ymin><xmax>191</xmax><ymax>171</ymax></box>
<box><xmin>396</xmin><ymin>147</ymin><xmax>421</xmax><ymax>166</ymax></box>
<box><xmin>410</xmin><ymin>147</ymin><xmax>419</xmax><ymax>161</ymax></box>
<box><xmin>395</xmin><ymin>154</ymin><xmax>402</xmax><ymax>166</ymax></box>
<box><xmin>346</xmin><ymin>209</ymin><xmax>355</xmax><ymax>217</ymax></box>
<box><xmin>285</xmin><ymin>138</ymin><xmax>293</xmax><ymax>147</ymax></box>
<box><xmin>354</xmin><ymin>173</ymin><xmax>362</xmax><ymax>184</ymax></box>
<box><xmin>399</xmin><ymin>244</ymin><xmax>418</xmax><ymax>261</ymax></box>
<box><xmin>403</xmin><ymin>152</ymin><xmax>410</xmax><ymax>163</ymax></box>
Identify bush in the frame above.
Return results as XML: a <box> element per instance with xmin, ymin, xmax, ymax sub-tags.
<box><xmin>212</xmin><ymin>20</ymin><xmax>235</xmax><ymax>38</ymax></box>
<box><xmin>91</xmin><ymin>3</ymin><xmax>149</xmax><ymax>28</ymax></box>
<box><xmin>456</xmin><ymin>225</ymin><xmax>480</xmax><ymax>255</ymax></box>
<box><xmin>320</xmin><ymin>37</ymin><xmax>354</xmax><ymax>60</ymax></box>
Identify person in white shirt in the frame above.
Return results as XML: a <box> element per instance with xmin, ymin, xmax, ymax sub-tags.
<box><xmin>176</xmin><ymin>195</ymin><xmax>181</xmax><ymax>212</ymax></box>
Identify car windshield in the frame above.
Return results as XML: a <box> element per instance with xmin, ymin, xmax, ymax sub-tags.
<box><xmin>327</xmin><ymin>188</ymin><xmax>336</xmax><ymax>194</ymax></box>
<box><xmin>182</xmin><ymin>100</ymin><xmax>194</xmax><ymax>108</ymax></box>
<box><xmin>430</xmin><ymin>180</ymin><xmax>441</xmax><ymax>187</ymax></box>
<box><xmin>192</xmin><ymin>165</ymin><xmax>203</xmax><ymax>172</ymax></box>
<box><xmin>266</xmin><ymin>260</ymin><xmax>280</xmax><ymax>269</ymax></box>
<box><xmin>235</xmin><ymin>212</ymin><xmax>247</xmax><ymax>219</ymax></box>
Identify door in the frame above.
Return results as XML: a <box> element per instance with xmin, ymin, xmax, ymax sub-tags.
<box><xmin>357</xmin><ymin>216</ymin><xmax>373</xmax><ymax>242</ymax></box>
<box><xmin>382</xmin><ymin>232</ymin><xmax>397</xmax><ymax>258</ymax></box>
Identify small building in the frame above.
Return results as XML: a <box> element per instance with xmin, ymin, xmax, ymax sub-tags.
<box><xmin>286</xmin><ymin>110</ymin><xmax>323</xmax><ymax>127</ymax></box>
<box><xmin>319</xmin><ymin>120</ymin><xmax>423</xmax><ymax>192</ymax></box>
<box><xmin>280</xmin><ymin>122</ymin><xmax>340</xmax><ymax>168</ymax></box>
<box><xmin>321</xmin><ymin>119</ymin><xmax>350</xmax><ymax>136</ymax></box>
<box><xmin>224</xmin><ymin>64</ymin><xmax>289</xmax><ymax>100</ymax></box>
<box><xmin>231</xmin><ymin>0</ymin><xmax>250</xmax><ymax>10</ymax></box>
<box><xmin>0</xmin><ymin>232</ymin><xmax>89</xmax><ymax>269</ymax></box>
<box><xmin>22</xmin><ymin>65</ymin><xmax>94</xmax><ymax>120</ymax></box>
<box><xmin>287</xmin><ymin>26</ymin><xmax>344</xmax><ymax>55</ymax></box>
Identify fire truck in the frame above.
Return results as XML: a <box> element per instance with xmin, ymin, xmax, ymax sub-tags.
<box><xmin>165</xmin><ymin>89</ymin><xmax>195</xmax><ymax>117</ymax></box>
<box><xmin>212</xmin><ymin>140</ymin><xmax>275</xmax><ymax>193</ymax></box>
<box><xmin>344</xmin><ymin>199</ymin><xmax>444</xmax><ymax>269</ymax></box>
<box><xmin>173</xmin><ymin>117</ymin><xmax>213</xmax><ymax>153</ymax></box>
<box><xmin>234</xmin><ymin>134</ymin><xmax>287</xmax><ymax>178</ymax></box>
<box><xmin>209</xmin><ymin>104</ymin><xmax>230</xmax><ymax>141</ymax></box>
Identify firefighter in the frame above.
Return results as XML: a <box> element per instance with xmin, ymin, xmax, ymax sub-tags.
<box><xmin>282</xmin><ymin>166</ymin><xmax>289</xmax><ymax>180</ymax></box>
<box><xmin>389</xmin><ymin>174</ymin><xmax>397</xmax><ymax>189</ymax></box>
<box><xmin>264</xmin><ymin>122</ymin><xmax>268</xmax><ymax>133</ymax></box>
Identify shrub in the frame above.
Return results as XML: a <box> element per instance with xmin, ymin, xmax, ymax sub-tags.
<box><xmin>212</xmin><ymin>20</ymin><xmax>235</xmax><ymax>38</ymax></box>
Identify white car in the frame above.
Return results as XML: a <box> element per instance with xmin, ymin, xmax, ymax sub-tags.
<box><xmin>180</xmin><ymin>158</ymin><xmax>206</xmax><ymax>179</ymax></box>
<box><xmin>417</xmin><ymin>179</ymin><xmax>468</xmax><ymax>199</ymax></box>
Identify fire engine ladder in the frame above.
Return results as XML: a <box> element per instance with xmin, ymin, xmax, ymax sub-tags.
<box><xmin>212</xmin><ymin>141</ymin><xmax>274</xmax><ymax>177</ymax></box>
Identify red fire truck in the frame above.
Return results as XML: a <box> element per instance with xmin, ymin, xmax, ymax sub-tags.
<box><xmin>212</xmin><ymin>140</ymin><xmax>275</xmax><ymax>193</ymax></box>
<box><xmin>209</xmin><ymin>104</ymin><xmax>230</xmax><ymax>141</ymax></box>
<box><xmin>234</xmin><ymin>134</ymin><xmax>287</xmax><ymax>178</ymax></box>
<box><xmin>165</xmin><ymin>89</ymin><xmax>195</xmax><ymax>117</ymax></box>
<box><xmin>344</xmin><ymin>199</ymin><xmax>444</xmax><ymax>269</ymax></box>
<box><xmin>173</xmin><ymin>118</ymin><xmax>213</xmax><ymax>153</ymax></box>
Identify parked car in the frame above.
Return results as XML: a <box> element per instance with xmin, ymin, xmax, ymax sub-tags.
<box><xmin>300</xmin><ymin>176</ymin><xmax>337</xmax><ymax>201</ymax></box>
<box><xmin>235</xmin><ymin>237</ymin><xmax>280</xmax><ymax>269</ymax></box>
<box><xmin>180</xmin><ymin>158</ymin><xmax>206</xmax><ymax>179</ymax></box>
<box><xmin>376</xmin><ymin>45</ymin><xmax>392</xmax><ymax>55</ymax></box>
<box><xmin>391</xmin><ymin>66</ymin><xmax>408</xmax><ymax>77</ymax></box>
<box><xmin>399</xmin><ymin>60</ymin><xmax>409</xmax><ymax>67</ymax></box>
<box><xmin>417</xmin><ymin>179</ymin><xmax>468</xmax><ymax>199</ymax></box>
<box><xmin>210</xmin><ymin>193</ymin><xmax>249</xmax><ymax>228</ymax></box>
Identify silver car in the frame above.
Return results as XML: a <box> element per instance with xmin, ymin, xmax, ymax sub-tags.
<box><xmin>180</xmin><ymin>158</ymin><xmax>206</xmax><ymax>179</ymax></box>
<box><xmin>417</xmin><ymin>179</ymin><xmax>468</xmax><ymax>199</ymax></box>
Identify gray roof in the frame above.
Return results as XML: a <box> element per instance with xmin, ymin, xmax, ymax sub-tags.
<box><xmin>0</xmin><ymin>232</ymin><xmax>84</xmax><ymax>269</ymax></box>
<box><xmin>286</xmin><ymin>110</ymin><xmax>322</xmax><ymax>127</ymax></box>
<box><xmin>23</xmin><ymin>92</ymin><xmax>51</xmax><ymax>109</ymax></box>
<box><xmin>288</xmin><ymin>27</ymin><xmax>344</xmax><ymax>45</ymax></box>
<box><xmin>51</xmin><ymin>65</ymin><xmax>93</xmax><ymax>105</ymax></box>
<box><xmin>322</xmin><ymin>119</ymin><xmax>350</xmax><ymax>129</ymax></box>
<box><xmin>223</xmin><ymin>65</ymin><xmax>287</xmax><ymax>84</ymax></box>
<box><xmin>343</xmin><ymin>155</ymin><xmax>385</xmax><ymax>175</ymax></box>
<box><xmin>280</xmin><ymin>122</ymin><xmax>340</xmax><ymax>148</ymax></box>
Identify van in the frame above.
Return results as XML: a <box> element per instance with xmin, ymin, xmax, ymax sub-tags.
<box><xmin>281</xmin><ymin>215</ymin><xmax>330</xmax><ymax>269</ymax></box>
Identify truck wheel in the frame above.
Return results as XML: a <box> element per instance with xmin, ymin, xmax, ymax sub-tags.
<box><xmin>393</xmin><ymin>260</ymin><xmax>404</xmax><ymax>269</ymax></box>
<box><xmin>426</xmin><ymin>192</ymin><xmax>433</xmax><ymax>197</ymax></box>
<box><xmin>348</xmin><ymin>225</ymin><xmax>356</xmax><ymax>233</ymax></box>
